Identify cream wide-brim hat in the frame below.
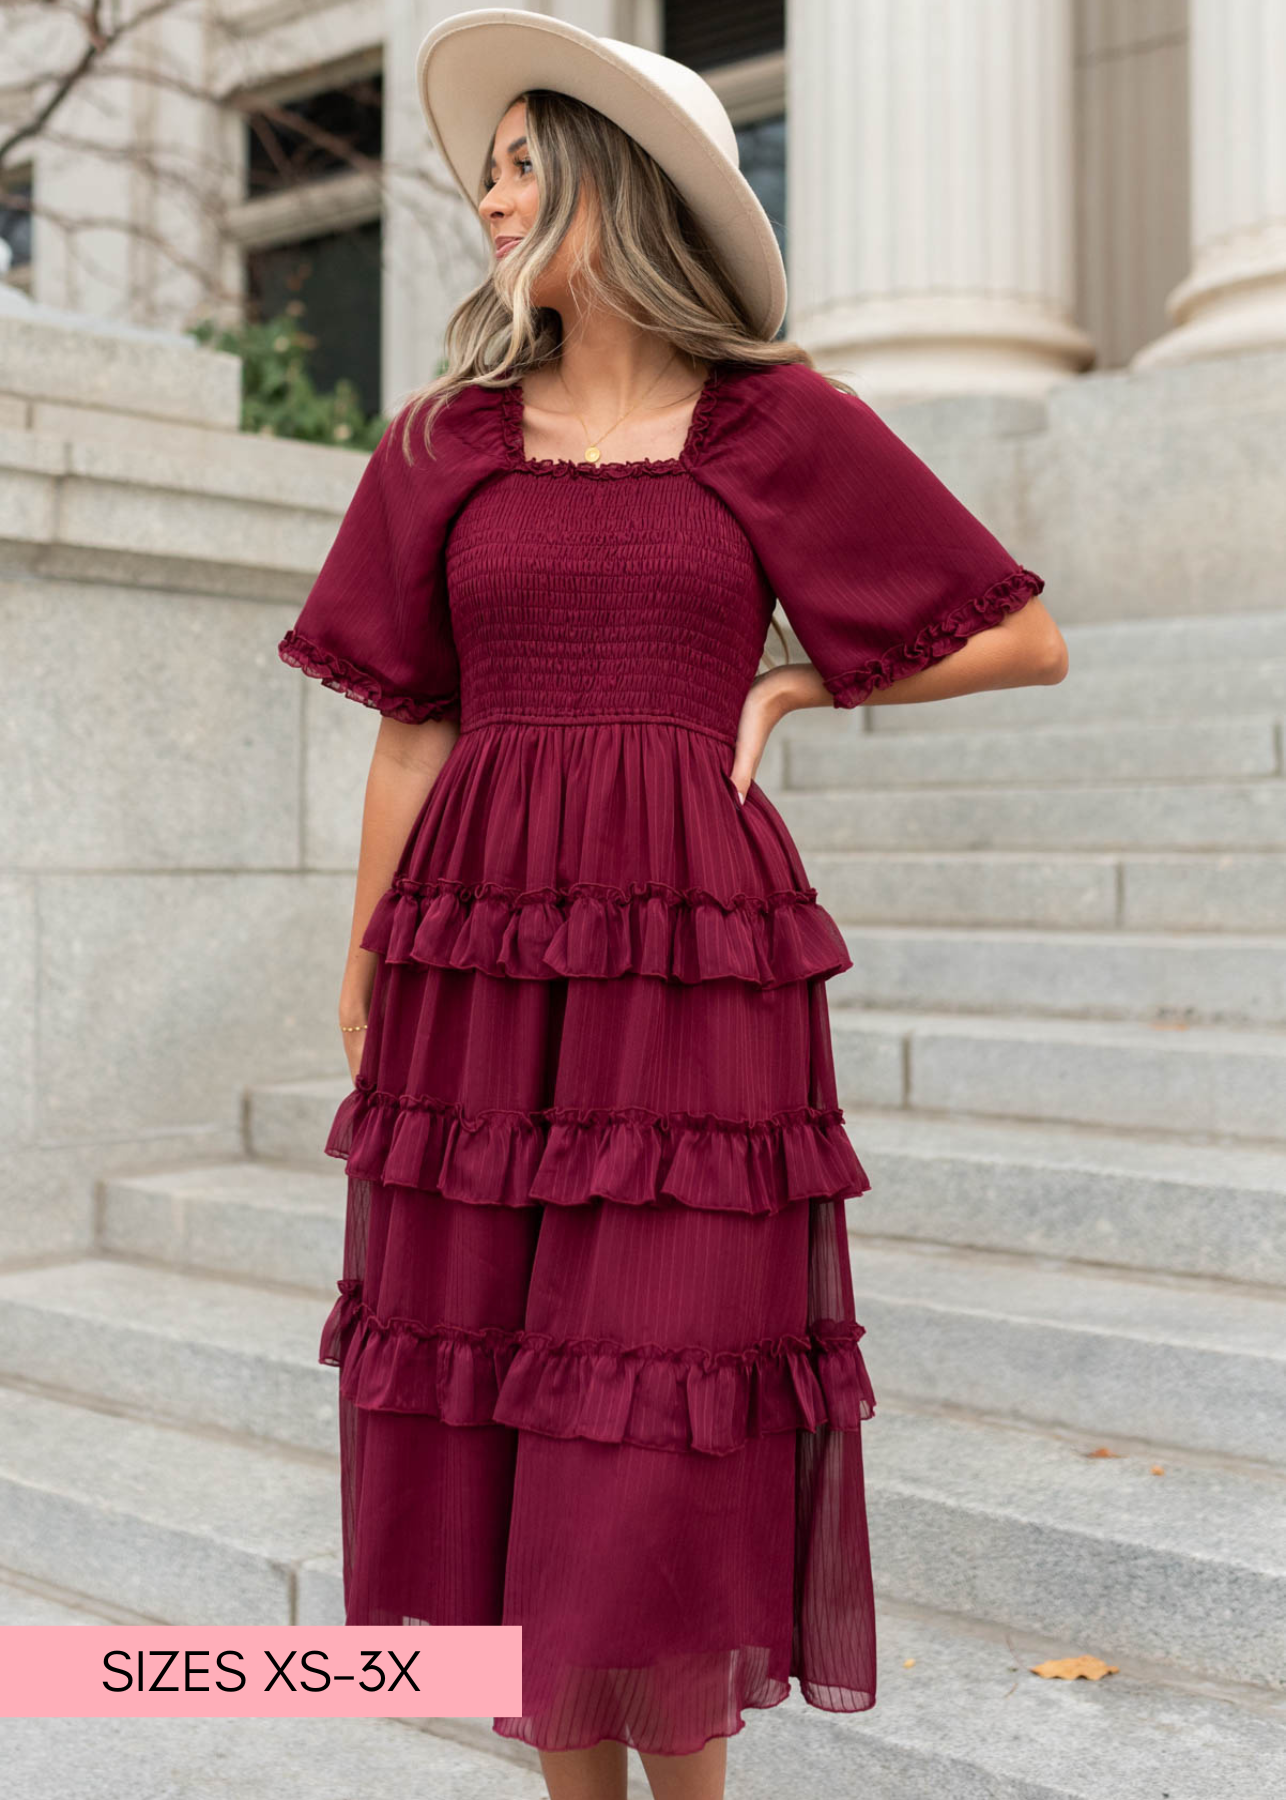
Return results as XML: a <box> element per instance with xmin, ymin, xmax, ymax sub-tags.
<box><xmin>415</xmin><ymin>7</ymin><xmax>788</xmax><ymax>340</ymax></box>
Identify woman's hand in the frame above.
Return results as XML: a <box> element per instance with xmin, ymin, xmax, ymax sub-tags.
<box><xmin>728</xmin><ymin>662</ymin><xmax>832</xmax><ymax>801</ymax></box>
<box><xmin>339</xmin><ymin>951</ymin><xmax>377</xmax><ymax>1081</ymax></box>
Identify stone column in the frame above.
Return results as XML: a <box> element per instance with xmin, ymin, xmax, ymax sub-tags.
<box><xmin>787</xmin><ymin>0</ymin><xmax>1093</xmax><ymax>401</ymax></box>
<box><xmin>1133</xmin><ymin>0</ymin><xmax>1286</xmax><ymax>370</ymax></box>
<box><xmin>26</xmin><ymin>0</ymin><xmax>218</xmax><ymax>327</ymax></box>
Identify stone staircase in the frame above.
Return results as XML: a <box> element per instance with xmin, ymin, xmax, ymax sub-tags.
<box><xmin>1</xmin><ymin>608</ymin><xmax>1284</xmax><ymax>1795</ymax></box>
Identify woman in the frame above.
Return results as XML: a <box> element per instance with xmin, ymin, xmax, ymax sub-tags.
<box><xmin>276</xmin><ymin>12</ymin><xmax>1067</xmax><ymax>1799</ymax></box>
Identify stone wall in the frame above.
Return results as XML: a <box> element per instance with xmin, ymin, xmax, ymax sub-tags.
<box><xmin>0</xmin><ymin>308</ymin><xmax>382</xmax><ymax>1260</ymax></box>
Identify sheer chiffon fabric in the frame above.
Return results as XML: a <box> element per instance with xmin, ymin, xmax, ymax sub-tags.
<box><xmin>280</xmin><ymin>359</ymin><xmax>1044</xmax><ymax>1753</ymax></box>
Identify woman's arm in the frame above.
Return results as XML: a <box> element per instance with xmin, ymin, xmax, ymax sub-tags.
<box><xmin>339</xmin><ymin>714</ymin><xmax>461</xmax><ymax>1077</ymax></box>
<box><xmin>728</xmin><ymin>596</ymin><xmax>1067</xmax><ymax>797</ymax></box>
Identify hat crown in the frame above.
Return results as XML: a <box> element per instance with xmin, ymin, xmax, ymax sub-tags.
<box><xmin>594</xmin><ymin>38</ymin><xmax>740</xmax><ymax>169</ymax></box>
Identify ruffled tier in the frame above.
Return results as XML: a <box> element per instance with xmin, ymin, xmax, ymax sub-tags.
<box><xmin>320</xmin><ymin>1278</ymin><xmax>875</xmax><ymax>1457</ymax></box>
<box><xmin>360</xmin><ymin>873</ymin><xmax>851</xmax><ymax>987</ymax></box>
<box><xmin>358</xmin><ymin>716</ymin><xmax>851</xmax><ymax>990</ymax></box>
<box><xmin>824</xmin><ymin>564</ymin><xmax>1047</xmax><ymax>709</ymax></box>
<box><xmin>327</xmin><ymin>1082</ymin><xmax>870</xmax><ymax>1214</ymax></box>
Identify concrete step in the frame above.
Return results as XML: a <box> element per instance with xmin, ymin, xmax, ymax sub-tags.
<box><xmin>788</xmin><ymin>713</ymin><xmax>1282</xmax><ymax>790</ymax></box>
<box><xmin>830</xmin><ymin>1006</ymin><xmax>1286</xmax><ymax>1142</ymax></box>
<box><xmin>0</xmin><ymin>1384</ymin><xmax>338</xmax><ymax>1623</ymax></box>
<box><xmin>0</xmin><ymin>1716</ymin><xmax>551</xmax><ymax>1800</ymax></box>
<box><xmin>6</xmin><ymin>1565</ymin><xmax>1283</xmax><ymax>1800</ymax></box>
<box><xmin>93</xmin><ymin>1113</ymin><xmax>1286</xmax><ymax>1299</ymax></box>
<box><xmin>844</xmin><ymin>1108</ymin><xmax>1286</xmax><ymax>1287</ymax></box>
<box><xmin>0</xmin><ymin>1569</ymin><xmax>117</xmax><ymax>1624</ymax></box>
<box><xmin>258</xmin><ymin>1004</ymin><xmax>1286</xmax><ymax>1162</ymax></box>
<box><xmin>749</xmin><ymin>1601</ymin><xmax>1286</xmax><ymax>1800</ymax></box>
<box><xmin>782</xmin><ymin>655</ymin><xmax>1286</xmax><ymax>736</ymax></box>
<box><xmin>2</xmin><ymin>1369</ymin><xmax>1282</xmax><ymax>1793</ymax></box>
<box><xmin>1053</xmin><ymin>608</ymin><xmax>1286</xmax><ymax>670</ymax></box>
<box><xmin>780</xmin><ymin>605</ymin><xmax>1286</xmax><ymax>683</ymax></box>
<box><xmin>248</xmin><ymin>1077</ymin><xmax>350</xmax><ymax>1171</ymax></box>
<box><xmin>830</xmin><ymin>923</ymin><xmax>1286</xmax><ymax>1026</ymax></box>
<box><xmin>806</xmin><ymin>848</ymin><xmax>1286</xmax><ymax>933</ymax></box>
<box><xmin>775</xmin><ymin>777</ymin><xmax>1286</xmax><ymax>852</ymax></box>
<box><xmin>852</xmin><ymin>1239</ymin><xmax>1286</xmax><ymax>1466</ymax></box>
<box><xmin>865</xmin><ymin>1401</ymin><xmax>1286</xmax><ymax>1690</ymax></box>
<box><xmin>97</xmin><ymin>1160</ymin><xmax>344</xmax><ymax>1293</ymax></box>
<box><xmin>0</xmin><ymin>1259</ymin><xmax>335</xmax><ymax>1455</ymax></box>
<box><xmin>4</xmin><ymin>1565</ymin><xmax>1284</xmax><ymax>1800</ymax></box>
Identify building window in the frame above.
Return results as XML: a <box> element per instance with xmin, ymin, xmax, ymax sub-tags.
<box><xmin>244</xmin><ymin>73</ymin><xmax>383</xmax><ymax>198</ymax></box>
<box><xmin>735</xmin><ymin>113</ymin><xmax>786</xmax><ymax>268</ymax></box>
<box><xmin>246</xmin><ymin>220</ymin><xmax>383</xmax><ymax>416</ymax></box>
<box><xmin>663</xmin><ymin>1</ymin><xmax>784</xmax><ymax>72</ymax></box>
<box><xmin>0</xmin><ymin>169</ymin><xmax>33</xmax><ymax>292</ymax></box>
<box><xmin>230</xmin><ymin>63</ymin><xmax>383</xmax><ymax>411</ymax></box>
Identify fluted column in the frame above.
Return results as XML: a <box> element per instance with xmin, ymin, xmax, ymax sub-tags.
<box><xmin>787</xmin><ymin>0</ymin><xmax>1093</xmax><ymax>401</ymax></box>
<box><xmin>1133</xmin><ymin>0</ymin><xmax>1286</xmax><ymax>370</ymax></box>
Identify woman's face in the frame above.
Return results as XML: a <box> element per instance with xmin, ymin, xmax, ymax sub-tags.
<box><xmin>478</xmin><ymin>98</ymin><xmax>593</xmax><ymax>309</ymax></box>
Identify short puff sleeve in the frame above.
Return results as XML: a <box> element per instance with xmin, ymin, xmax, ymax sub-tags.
<box><xmin>696</xmin><ymin>363</ymin><xmax>1046</xmax><ymax>708</ymax></box>
<box><xmin>277</xmin><ymin>397</ymin><xmax>494</xmax><ymax>723</ymax></box>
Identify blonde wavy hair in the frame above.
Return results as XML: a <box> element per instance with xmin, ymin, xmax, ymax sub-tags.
<box><xmin>399</xmin><ymin>87</ymin><xmax>857</xmax><ymax>673</ymax></box>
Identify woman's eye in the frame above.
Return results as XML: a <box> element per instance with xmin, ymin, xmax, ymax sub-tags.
<box><xmin>483</xmin><ymin>157</ymin><xmax>533</xmax><ymax>192</ymax></box>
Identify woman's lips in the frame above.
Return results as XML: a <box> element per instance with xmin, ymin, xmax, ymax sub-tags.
<box><xmin>494</xmin><ymin>236</ymin><xmax>522</xmax><ymax>257</ymax></box>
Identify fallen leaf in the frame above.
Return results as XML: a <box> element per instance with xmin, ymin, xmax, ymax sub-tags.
<box><xmin>1150</xmin><ymin>1464</ymin><xmax>1166</xmax><ymax>1475</ymax></box>
<box><xmin>902</xmin><ymin>1657</ymin><xmax>915</xmax><ymax>1668</ymax></box>
<box><xmin>1030</xmin><ymin>1655</ymin><xmax>1119</xmax><ymax>1681</ymax></box>
<box><xmin>1083</xmin><ymin>1446</ymin><xmax>1122</xmax><ymax>1458</ymax></box>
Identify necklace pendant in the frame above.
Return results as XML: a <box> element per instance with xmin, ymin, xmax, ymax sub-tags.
<box><xmin>584</xmin><ymin>444</ymin><xmax>601</xmax><ymax>462</ymax></box>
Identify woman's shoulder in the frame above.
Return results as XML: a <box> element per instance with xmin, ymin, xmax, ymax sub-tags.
<box><xmin>697</xmin><ymin>359</ymin><xmax>860</xmax><ymax>475</ymax></box>
<box><xmin>370</xmin><ymin>381</ymin><xmax>503</xmax><ymax>481</ymax></box>
<box><xmin>709</xmin><ymin>358</ymin><xmax>860</xmax><ymax>438</ymax></box>
<box><xmin>716</xmin><ymin>358</ymin><xmax>854</xmax><ymax>403</ymax></box>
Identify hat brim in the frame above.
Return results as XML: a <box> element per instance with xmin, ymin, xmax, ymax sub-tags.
<box><xmin>416</xmin><ymin>7</ymin><xmax>787</xmax><ymax>339</ymax></box>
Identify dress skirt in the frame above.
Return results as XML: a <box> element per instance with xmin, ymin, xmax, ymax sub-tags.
<box><xmin>316</xmin><ymin>717</ymin><xmax>878</xmax><ymax>1755</ymax></box>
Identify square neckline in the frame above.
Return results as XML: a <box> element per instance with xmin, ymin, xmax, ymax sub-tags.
<box><xmin>495</xmin><ymin>363</ymin><xmax>723</xmax><ymax>478</ymax></box>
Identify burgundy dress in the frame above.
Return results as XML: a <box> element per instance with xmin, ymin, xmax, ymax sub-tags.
<box><xmin>277</xmin><ymin>359</ymin><xmax>1045</xmax><ymax>1756</ymax></box>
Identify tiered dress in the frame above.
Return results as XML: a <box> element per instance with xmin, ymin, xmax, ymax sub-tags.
<box><xmin>277</xmin><ymin>357</ymin><xmax>1045</xmax><ymax>1756</ymax></box>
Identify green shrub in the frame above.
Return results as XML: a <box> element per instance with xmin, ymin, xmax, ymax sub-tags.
<box><xmin>190</xmin><ymin>307</ymin><xmax>385</xmax><ymax>450</ymax></box>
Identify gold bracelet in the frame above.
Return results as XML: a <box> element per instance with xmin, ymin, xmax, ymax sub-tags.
<box><xmin>339</xmin><ymin>1023</ymin><xmax>368</xmax><ymax>1032</ymax></box>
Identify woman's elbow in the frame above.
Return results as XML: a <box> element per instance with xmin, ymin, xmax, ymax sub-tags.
<box><xmin>1035</xmin><ymin>629</ymin><xmax>1070</xmax><ymax>685</ymax></box>
<box><xmin>1004</xmin><ymin>598</ymin><xmax>1069</xmax><ymax>686</ymax></box>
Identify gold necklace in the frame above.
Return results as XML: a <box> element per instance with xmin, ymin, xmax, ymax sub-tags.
<box><xmin>555</xmin><ymin>353</ymin><xmax>701</xmax><ymax>463</ymax></box>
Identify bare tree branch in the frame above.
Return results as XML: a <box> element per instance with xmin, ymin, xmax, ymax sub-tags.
<box><xmin>0</xmin><ymin>0</ymin><xmax>179</xmax><ymax>169</ymax></box>
<box><xmin>0</xmin><ymin>3</ymin><xmax>481</xmax><ymax>332</ymax></box>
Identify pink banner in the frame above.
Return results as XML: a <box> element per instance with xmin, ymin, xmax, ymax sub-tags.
<box><xmin>0</xmin><ymin>1626</ymin><xmax>521</xmax><ymax>1718</ymax></box>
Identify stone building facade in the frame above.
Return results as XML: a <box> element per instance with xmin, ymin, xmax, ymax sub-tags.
<box><xmin>4</xmin><ymin>1</ymin><xmax>1283</xmax><ymax>408</ymax></box>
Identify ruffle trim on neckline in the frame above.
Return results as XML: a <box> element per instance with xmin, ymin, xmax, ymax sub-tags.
<box><xmin>326</xmin><ymin>1082</ymin><xmax>870</xmax><ymax>1214</ymax></box>
<box><xmin>824</xmin><ymin>566</ymin><xmax>1047</xmax><ymax>709</ymax></box>
<box><xmin>277</xmin><ymin>629</ymin><xmax>460</xmax><ymax>723</ymax></box>
<box><xmin>359</xmin><ymin>873</ymin><xmax>853</xmax><ymax>987</ymax></box>
<box><xmin>320</xmin><ymin>1278</ymin><xmax>876</xmax><ymax>1455</ymax></box>
<box><xmin>495</xmin><ymin>365</ymin><xmax>724</xmax><ymax>478</ymax></box>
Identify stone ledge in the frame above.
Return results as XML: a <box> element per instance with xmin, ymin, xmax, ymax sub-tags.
<box><xmin>0</xmin><ymin>308</ymin><xmax>242</xmax><ymax>430</ymax></box>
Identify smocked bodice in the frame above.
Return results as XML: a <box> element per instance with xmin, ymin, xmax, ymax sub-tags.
<box><xmin>445</xmin><ymin>461</ymin><xmax>776</xmax><ymax>744</ymax></box>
